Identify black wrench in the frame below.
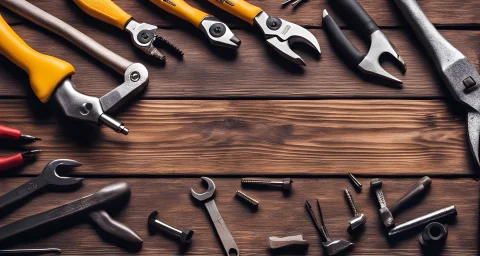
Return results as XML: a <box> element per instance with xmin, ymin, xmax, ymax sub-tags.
<box><xmin>0</xmin><ymin>159</ymin><xmax>83</xmax><ymax>211</ymax></box>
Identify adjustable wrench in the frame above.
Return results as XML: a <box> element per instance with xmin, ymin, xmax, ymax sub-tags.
<box><xmin>191</xmin><ymin>177</ymin><xmax>239</xmax><ymax>256</ymax></box>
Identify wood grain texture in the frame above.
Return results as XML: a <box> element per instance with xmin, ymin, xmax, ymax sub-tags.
<box><xmin>0</xmin><ymin>23</ymin><xmax>478</xmax><ymax>99</ymax></box>
<box><xmin>0</xmin><ymin>178</ymin><xmax>476</xmax><ymax>255</ymax></box>
<box><xmin>0</xmin><ymin>99</ymin><xmax>475</xmax><ymax>176</ymax></box>
<box><xmin>1</xmin><ymin>0</ymin><xmax>479</xmax><ymax>27</ymax></box>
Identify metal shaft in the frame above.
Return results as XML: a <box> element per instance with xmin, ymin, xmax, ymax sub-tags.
<box><xmin>390</xmin><ymin>176</ymin><xmax>431</xmax><ymax>214</ymax></box>
<box><xmin>151</xmin><ymin>219</ymin><xmax>182</xmax><ymax>238</ymax></box>
<box><xmin>388</xmin><ymin>205</ymin><xmax>457</xmax><ymax>237</ymax></box>
<box><xmin>345</xmin><ymin>188</ymin><xmax>358</xmax><ymax>216</ymax></box>
<box><xmin>348</xmin><ymin>173</ymin><xmax>362</xmax><ymax>188</ymax></box>
<box><xmin>236</xmin><ymin>191</ymin><xmax>259</xmax><ymax>208</ymax></box>
<box><xmin>241</xmin><ymin>177</ymin><xmax>292</xmax><ymax>190</ymax></box>
<box><xmin>0</xmin><ymin>248</ymin><xmax>61</xmax><ymax>254</ymax></box>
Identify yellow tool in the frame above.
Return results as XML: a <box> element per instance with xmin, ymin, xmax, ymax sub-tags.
<box><xmin>206</xmin><ymin>0</ymin><xmax>321</xmax><ymax>65</ymax></box>
<box><xmin>0</xmin><ymin>1</ymin><xmax>150</xmax><ymax>135</ymax></box>
<box><xmin>149</xmin><ymin>0</ymin><xmax>241</xmax><ymax>49</ymax></box>
<box><xmin>73</xmin><ymin>0</ymin><xmax>182</xmax><ymax>60</ymax></box>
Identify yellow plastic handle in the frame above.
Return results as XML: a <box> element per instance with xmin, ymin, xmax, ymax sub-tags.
<box><xmin>149</xmin><ymin>0</ymin><xmax>208</xmax><ymax>27</ymax></box>
<box><xmin>207</xmin><ymin>0</ymin><xmax>261</xmax><ymax>24</ymax></box>
<box><xmin>73</xmin><ymin>0</ymin><xmax>132</xmax><ymax>29</ymax></box>
<box><xmin>0</xmin><ymin>16</ymin><xmax>75</xmax><ymax>103</ymax></box>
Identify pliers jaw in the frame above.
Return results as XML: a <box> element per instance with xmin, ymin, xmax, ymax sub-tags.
<box><xmin>254</xmin><ymin>11</ymin><xmax>321</xmax><ymax>66</ymax></box>
<box><xmin>125</xmin><ymin>20</ymin><xmax>166</xmax><ymax>61</ymax></box>
<box><xmin>199</xmin><ymin>17</ymin><xmax>241</xmax><ymax>49</ymax></box>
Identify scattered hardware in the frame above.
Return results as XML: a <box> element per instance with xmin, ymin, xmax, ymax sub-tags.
<box><xmin>148</xmin><ymin>211</ymin><xmax>194</xmax><ymax>244</ymax></box>
<box><xmin>149</xmin><ymin>0</ymin><xmax>240</xmax><ymax>49</ymax></box>
<box><xmin>191</xmin><ymin>177</ymin><xmax>239</xmax><ymax>256</ymax></box>
<box><xmin>72</xmin><ymin>0</ymin><xmax>181</xmax><ymax>60</ymax></box>
<box><xmin>269</xmin><ymin>235</ymin><xmax>309</xmax><ymax>252</ymax></box>
<box><xmin>0</xmin><ymin>248</ymin><xmax>61</xmax><ymax>255</ymax></box>
<box><xmin>345</xmin><ymin>188</ymin><xmax>366</xmax><ymax>231</ymax></box>
<box><xmin>305</xmin><ymin>200</ymin><xmax>353</xmax><ymax>256</ymax></box>
<box><xmin>388</xmin><ymin>205</ymin><xmax>457</xmax><ymax>237</ymax></box>
<box><xmin>390</xmin><ymin>176</ymin><xmax>431</xmax><ymax>215</ymax></box>
<box><xmin>205</xmin><ymin>0</ymin><xmax>320</xmax><ymax>65</ymax></box>
<box><xmin>235</xmin><ymin>190</ymin><xmax>259</xmax><ymax>208</ymax></box>
<box><xmin>419</xmin><ymin>222</ymin><xmax>448</xmax><ymax>246</ymax></box>
<box><xmin>0</xmin><ymin>182</ymin><xmax>142</xmax><ymax>245</ymax></box>
<box><xmin>0</xmin><ymin>0</ymin><xmax>149</xmax><ymax>135</ymax></box>
<box><xmin>348</xmin><ymin>173</ymin><xmax>362</xmax><ymax>189</ymax></box>
<box><xmin>0</xmin><ymin>125</ymin><xmax>41</xmax><ymax>172</ymax></box>
<box><xmin>392</xmin><ymin>0</ymin><xmax>480</xmax><ymax>166</ymax></box>
<box><xmin>370</xmin><ymin>179</ymin><xmax>394</xmax><ymax>228</ymax></box>
<box><xmin>0</xmin><ymin>160</ymin><xmax>83</xmax><ymax>211</ymax></box>
<box><xmin>241</xmin><ymin>177</ymin><xmax>292</xmax><ymax>191</ymax></box>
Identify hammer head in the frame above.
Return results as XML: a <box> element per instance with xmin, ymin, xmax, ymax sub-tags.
<box><xmin>41</xmin><ymin>159</ymin><xmax>84</xmax><ymax>186</ymax></box>
<box><xmin>358</xmin><ymin>30</ymin><xmax>406</xmax><ymax>85</ymax></box>
<box><xmin>349</xmin><ymin>213</ymin><xmax>367</xmax><ymax>230</ymax></box>
<box><xmin>322</xmin><ymin>239</ymin><xmax>354</xmax><ymax>256</ymax></box>
<box><xmin>190</xmin><ymin>177</ymin><xmax>216</xmax><ymax>202</ymax></box>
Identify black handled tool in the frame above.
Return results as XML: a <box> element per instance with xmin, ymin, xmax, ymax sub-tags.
<box><xmin>0</xmin><ymin>182</ymin><xmax>142</xmax><ymax>245</ymax></box>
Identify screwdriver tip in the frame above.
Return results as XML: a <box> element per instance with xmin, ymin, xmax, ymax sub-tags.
<box><xmin>20</xmin><ymin>134</ymin><xmax>41</xmax><ymax>142</ymax></box>
<box><xmin>322</xmin><ymin>9</ymin><xmax>329</xmax><ymax>18</ymax></box>
<box><xmin>21</xmin><ymin>149</ymin><xmax>42</xmax><ymax>160</ymax></box>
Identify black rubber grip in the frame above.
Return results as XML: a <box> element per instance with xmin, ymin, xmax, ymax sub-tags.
<box><xmin>89</xmin><ymin>210</ymin><xmax>143</xmax><ymax>244</ymax></box>
<box><xmin>323</xmin><ymin>13</ymin><xmax>365</xmax><ymax>66</ymax></box>
<box><xmin>330</xmin><ymin>0</ymin><xmax>379</xmax><ymax>35</ymax></box>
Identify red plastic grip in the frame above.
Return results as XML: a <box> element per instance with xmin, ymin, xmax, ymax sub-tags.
<box><xmin>0</xmin><ymin>125</ymin><xmax>21</xmax><ymax>140</ymax></box>
<box><xmin>0</xmin><ymin>153</ymin><xmax>24</xmax><ymax>172</ymax></box>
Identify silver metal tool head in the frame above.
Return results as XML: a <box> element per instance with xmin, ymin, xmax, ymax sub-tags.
<box><xmin>125</xmin><ymin>20</ymin><xmax>166</xmax><ymax>61</ymax></box>
<box><xmin>467</xmin><ymin>111</ymin><xmax>480</xmax><ymax>166</ymax></box>
<box><xmin>199</xmin><ymin>17</ymin><xmax>241</xmax><ymax>49</ymax></box>
<box><xmin>254</xmin><ymin>11</ymin><xmax>321</xmax><ymax>66</ymax></box>
<box><xmin>358</xmin><ymin>30</ymin><xmax>406</xmax><ymax>84</ymax></box>
<box><xmin>349</xmin><ymin>213</ymin><xmax>367</xmax><ymax>230</ymax></box>
<box><xmin>322</xmin><ymin>239</ymin><xmax>354</xmax><ymax>256</ymax></box>
<box><xmin>191</xmin><ymin>177</ymin><xmax>216</xmax><ymax>201</ymax></box>
<box><xmin>41</xmin><ymin>159</ymin><xmax>83</xmax><ymax>186</ymax></box>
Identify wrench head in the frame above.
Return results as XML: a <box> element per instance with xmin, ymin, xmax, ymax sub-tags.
<box><xmin>358</xmin><ymin>30</ymin><xmax>406</xmax><ymax>84</ymax></box>
<box><xmin>322</xmin><ymin>239</ymin><xmax>353</xmax><ymax>256</ymax></box>
<box><xmin>254</xmin><ymin>12</ymin><xmax>321</xmax><ymax>66</ymax></box>
<box><xmin>199</xmin><ymin>17</ymin><xmax>241</xmax><ymax>49</ymax></box>
<box><xmin>190</xmin><ymin>177</ymin><xmax>216</xmax><ymax>202</ymax></box>
<box><xmin>468</xmin><ymin>111</ymin><xmax>480</xmax><ymax>167</ymax></box>
<box><xmin>349</xmin><ymin>213</ymin><xmax>367</xmax><ymax>230</ymax></box>
<box><xmin>41</xmin><ymin>159</ymin><xmax>84</xmax><ymax>186</ymax></box>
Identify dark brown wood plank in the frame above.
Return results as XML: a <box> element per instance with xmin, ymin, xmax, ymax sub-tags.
<box><xmin>1</xmin><ymin>0</ymin><xmax>479</xmax><ymax>27</ymax></box>
<box><xmin>0</xmin><ymin>99</ymin><xmax>475</xmax><ymax>176</ymax></box>
<box><xmin>0</xmin><ymin>177</ymin><xmax>476</xmax><ymax>255</ymax></box>
<box><xmin>0</xmin><ymin>24</ymin><xmax>479</xmax><ymax>99</ymax></box>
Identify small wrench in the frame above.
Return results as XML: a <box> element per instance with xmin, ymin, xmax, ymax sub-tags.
<box><xmin>191</xmin><ymin>177</ymin><xmax>239</xmax><ymax>256</ymax></box>
<box><xmin>0</xmin><ymin>159</ymin><xmax>83</xmax><ymax>211</ymax></box>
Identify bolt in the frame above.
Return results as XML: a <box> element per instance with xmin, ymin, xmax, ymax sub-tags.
<box><xmin>148</xmin><ymin>211</ymin><xmax>194</xmax><ymax>244</ymax></box>
<box><xmin>370</xmin><ymin>179</ymin><xmax>394</xmax><ymax>228</ymax></box>
<box><xmin>235</xmin><ymin>190</ymin><xmax>259</xmax><ymax>208</ymax></box>
<box><xmin>241</xmin><ymin>177</ymin><xmax>292</xmax><ymax>191</ymax></box>
<box><xmin>345</xmin><ymin>188</ymin><xmax>366</xmax><ymax>230</ymax></box>
<box><xmin>130</xmin><ymin>71</ymin><xmax>141</xmax><ymax>82</ymax></box>
<box><xmin>390</xmin><ymin>176</ymin><xmax>432</xmax><ymax>215</ymax></box>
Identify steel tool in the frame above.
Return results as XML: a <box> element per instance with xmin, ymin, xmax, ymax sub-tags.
<box><xmin>390</xmin><ymin>176</ymin><xmax>431</xmax><ymax>215</ymax></box>
<box><xmin>419</xmin><ymin>222</ymin><xmax>448</xmax><ymax>246</ymax></box>
<box><xmin>370</xmin><ymin>178</ymin><xmax>394</xmax><ymax>228</ymax></box>
<box><xmin>0</xmin><ymin>182</ymin><xmax>142</xmax><ymax>245</ymax></box>
<box><xmin>323</xmin><ymin>0</ymin><xmax>406</xmax><ymax>85</ymax></box>
<box><xmin>241</xmin><ymin>177</ymin><xmax>292</xmax><ymax>191</ymax></box>
<box><xmin>348</xmin><ymin>173</ymin><xmax>362</xmax><ymax>189</ymax></box>
<box><xmin>344</xmin><ymin>188</ymin><xmax>366</xmax><ymax>231</ymax></box>
<box><xmin>281</xmin><ymin>0</ymin><xmax>307</xmax><ymax>8</ymax></box>
<box><xmin>235</xmin><ymin>190</ymin><xmax>259</xmax><ymax>208</ymax></box>
<box><xmin>191</xmin><ymin>177</ymin><xmax>239</xmax><ymax>256</ymax></box>
<box><xmin>205</xmin><ymin>0</ymin><xmax>320</xmax><ymax>65</ymax></box>
<box><xmin>388</xmin><ymin>205</ymin><xmax>457</xmax><ymax>237</ymax></box>
<box><xmin>305</xmin><ymin>200</ymin><xmax>353</xmax><ymax>256</ymax></box>
<box><xmin>0</xmin><ymin>125</ymin><xmax>41</xmax><ymax>172</ymax></box>
<box><xmin>0</xmin><ymin>159</ymin><xmax>83</xmax><ymax>211</ymax></box>
<box><xmin>148</xmin><ymin>210</ymin><xmax>194</xmax><ymax>244</ymax></box>
<box><xmin>392</xmin><ymin>0</ymin><xmax>480</xmax><ymax>167</ymax></box>
<box><xmin>72</xmin><ymin>0</ymin><xmax>182</xmax><ymax>60</ymax></box>
<box><xmin>0</xmin><ymin>248</ymin><xmax>61</xmax><ymax>254</ymax></box>
<box><xmin>149</xmin><ymin>0</ymin><xmax>240</xmax><ymax>49</ymax></box>
<box><xmin>0</xmin><ymin>0</ymin><xmax>150</xmax><ymax>135</ymax></box>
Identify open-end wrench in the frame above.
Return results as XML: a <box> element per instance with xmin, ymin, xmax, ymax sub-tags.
<box><xmin>191</xmin><ymin>177</ymin><xmax>239</xmax><ymax>256</ymax></box>
<box><xmin>0</xmin><ymin>159</ymin><xmax>83</xmax><ymax>211</ymax></box>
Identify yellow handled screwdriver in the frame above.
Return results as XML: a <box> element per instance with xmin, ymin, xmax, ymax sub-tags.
<box><xmin>72</xmin><ymin>0</ymin><xmax>183</xmax><ymax>60</ymax></box>
<box><xmin>149</xmin><ymin>0</ymin><xmax>241</xmax><ymax>49</ymax></box>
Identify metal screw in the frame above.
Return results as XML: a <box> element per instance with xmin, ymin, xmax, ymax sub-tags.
<box><xmin>241</xmin><ymin>177</ymin><xmax>292</xmax><ymax>191</ymax></box>
<box><xmin>148</xmin><ymin>211</ymin><xmax>194</xmax><ymax>244</ymax></box>
<box><xmin>345</xmin><ymin>188</ymin><xmax>366</xmax><ymax>230</ymax></box>
<box><xmin>236</xmin><ymin>191</ymin><xmax>259</xmax><ymax>208</ymax></box>
<box><xmin>130</xmin><ymin>71</ymin><xmax>141</xmax><ymax>82</ymax></box>
<box><xmin>370</xmin><ymin>179</ymin><xmax>394</xmax><ymax>228</ymax></box>
<box><xmin>348</xmin><ymin>173</ymin><xmax>362</xmax><ymax>189</ymax></box>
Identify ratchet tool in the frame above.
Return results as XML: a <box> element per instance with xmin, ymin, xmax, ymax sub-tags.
<box><xmin>0</xmin><ymin>125</ymin><xmax>41</xmax><ymax>172</ymax></box>
<box><xmin>323</xmin><ymin>0</ymin><xmax>406</xmax><ymax>85</ymax></box>
<box><xmin>0</xmin><ymin>0</ymin><xmax>149</xmax><ymax>135</ymax></box>
<box><xmin>205</xmin><ymin>0</ymin><xmax>321</xmax><ymax>65</ymax></box>
<box><xmin>148</xmin><ymin>0</ymin><xmax>240</xmax><ymax>49</ymax></box>
<box><xmin>392</xmin><ymin>0</ymin><xmax>480</xmax><ymax>166</ymax></box>
<box><xmin>72</xmin><ymin>0</ymin><xmax>183</xmax><ymax>60</ymax></box>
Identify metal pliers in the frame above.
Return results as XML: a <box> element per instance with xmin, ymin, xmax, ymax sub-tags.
<box><xmin>149</xmin><ymin>0</ymin><xmax>240</xmax><ymax>49</ymax></box>
<box><xmin>72</xmin><ymin>0</ymin><xmax>183</xmax><ymax>61</ymax></box>
<box><xmin>0</xmin><ymin>125</ymin><xmax>40</xmax><ymax>172</ymax></box>
<box><xmin>205</xmin><ymin>0</ymin><xmax>321</xmax><ymax>65</ymax></box>
<box><xmin>0</xmin><ymin>0</ymin><xmax>149</xmax><ymax>135</ymax></box>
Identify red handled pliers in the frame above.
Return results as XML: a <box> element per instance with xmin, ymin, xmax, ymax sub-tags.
<box><xmin>0</xmin><ymin>125</ymin><xmax>41</xmax><ymax>172</ymax></box>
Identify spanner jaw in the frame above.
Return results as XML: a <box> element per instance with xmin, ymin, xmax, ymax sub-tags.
<box><xmin>43</xmin><ymin>159</ymin><xmax>83</xmax><ymax>186</ymax></box>
<box><xmin>190</xmin><ymin>177</ymin><xmax>216</xmax><ymax>201</ymax></box>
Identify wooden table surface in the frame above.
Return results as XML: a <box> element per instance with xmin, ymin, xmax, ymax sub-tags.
<box><xmin>0</xmin><ymin>0</ymin><xmax>479</xmax><ymax>255</ymax></box>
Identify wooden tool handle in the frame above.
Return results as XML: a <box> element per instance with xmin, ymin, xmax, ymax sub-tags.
<box><xmin>73</xmin><ymin>0</ymin><xmax>132</xmax><ymax>29</ymax></box>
